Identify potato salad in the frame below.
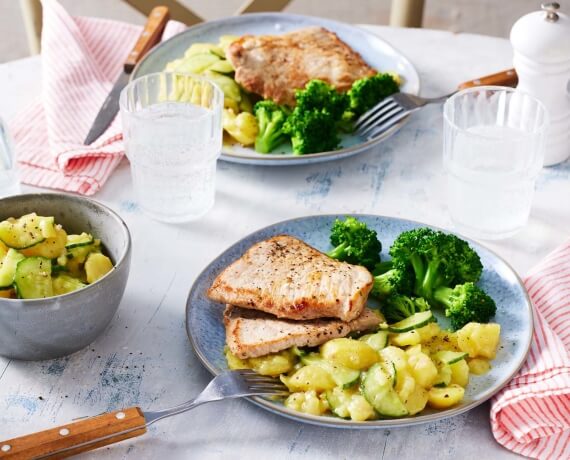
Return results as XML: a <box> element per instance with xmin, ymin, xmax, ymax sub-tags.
<box><xmin>0</xmin><ymin>213</ymin><xmax>114</xmax><ymax>299</ymax></box>
<box><xmin>226</xmin><ymin>310</ymin><xmax>501</xmax><ymax>421</ymax></box>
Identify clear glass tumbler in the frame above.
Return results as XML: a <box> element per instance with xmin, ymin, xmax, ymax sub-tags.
<box><xmin>443</xmin><ymin>86</ymin><xmax>548</xmax><ymax>240</ymax></box>
<box><xmin>120</xmin><ymin>72</ymin><xmax>223</xmax><ymax>223</ymax></box>
<box><xmin>0</xmin><ymin>118</ymin><xmax>21</xmax><ymax>198</ymax></box>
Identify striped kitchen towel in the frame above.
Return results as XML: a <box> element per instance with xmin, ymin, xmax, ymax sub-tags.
<box><xmin>491</xmin><ymin>238</ymin><xmax>570</xmax><ymax>459</ymax></box>
<box><xmin>9</xmin><ymin>0</ymin><xmax>185</xmax><ymax>195</ymax></box>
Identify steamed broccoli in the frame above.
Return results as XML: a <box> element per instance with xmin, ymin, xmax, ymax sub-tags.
<box><xmin>389</xmin><ymin>228</ymin><xmax>483</xmax><ymax>300</ymax></box>
<box><xmin>295</xmin><ymin>80</ymin><xmax>348</xmax><ymax>121</ymax></box>
<box><xmin>253</xmin><ymin>101</ymin><xmax>289</xmax><ymax>153</ymax></box>
<box><xmin>348</xmin><ymin>73</ymin><xmax>400</xmax><ymax>116</ymax></box>
<box><xmin>326</xmin><ymin>217</ymin><xmax>382</xmax><ymax>270</ymax></box>
<box><xmin>381</xmin><ymin>294</ymin><xmax>431</xmax><ymax>323</ymax></box>
<box><xmin>284</xmin><ymin>107</ymin><xmax>339</xmax><ymax>155</ymax></box>
<box><xmin>371</xmin><ymin>267</ymin><xmax>412</xmax><ymax>299</ymax></box>
<box><xmin>372</xmin><ymin>260</ymin><xmax>394</xmax><ymax>276</ymax></box>
<box><xmin>433</xmin><ymin>282</ymin><xmax>496</xmax><ymax>330</ymax></box>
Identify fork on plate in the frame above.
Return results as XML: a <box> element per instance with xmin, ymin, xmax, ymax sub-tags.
<box><xmin>354</xmin><ymin>68</ymin><xmax>518</xmax><ymax>140</ymax></box>
<box><xmin>0</xmin><ymin>370</ymin><xmax>288</xmax><ymax>459</ymax></box>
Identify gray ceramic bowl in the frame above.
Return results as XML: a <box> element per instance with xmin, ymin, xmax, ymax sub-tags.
<box><xmin>0</xmin><ymin>194</ymin><xmax>131</xmax><ymax>361</ymax></box>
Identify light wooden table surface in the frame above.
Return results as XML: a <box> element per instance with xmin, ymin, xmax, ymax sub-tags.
<box><xmin>1</xmin><ymin>25</ymin><xmax>569</xmax><ymax>459</ymax></box>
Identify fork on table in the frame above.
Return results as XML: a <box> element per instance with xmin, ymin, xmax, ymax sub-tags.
<box><xmin>355</xmin><ymin>68</ymin><xmax>518</xmax><ymax>140</ymax></box>
<box><xmin>0</xmin><ymin>370</ymin><xmax>288</xmax><ymax>459</ymax></box>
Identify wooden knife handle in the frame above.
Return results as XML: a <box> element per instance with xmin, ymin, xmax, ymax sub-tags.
<box><xmin>457</xmin><ymin>68</ymin><xmax>518</xmax><ymax>90</ymax></box>
<box><xmin>124</xmin><ymin>6</ymin><xmax>170</xmax><ymax>73</ymax></box>
<box><xmin>0</xmin><ymin>407</ymin><xmax>146</xmax><ymax>459</ymax></box>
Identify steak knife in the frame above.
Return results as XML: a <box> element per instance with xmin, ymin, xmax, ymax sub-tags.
<box><xmin>84</xmin><ymin>6</ymin><xmax>170</xmax><ymax>145</ymax></box>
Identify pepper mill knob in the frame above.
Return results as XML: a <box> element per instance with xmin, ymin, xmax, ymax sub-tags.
<box><xmin>542</xmin><ymin>2</ymin><xmax>560</xmax><ymax>22</ymax></box>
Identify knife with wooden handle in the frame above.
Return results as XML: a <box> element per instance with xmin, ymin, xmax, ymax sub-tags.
<box><xmin>458</xmin><ymin>68</ymin><xmax>518</xmax><ymax>89</ymax></box>
<box><xmin>84</xmin><ymin>6</ymin><xmax>170</xmax><ymax>145</ymax></box>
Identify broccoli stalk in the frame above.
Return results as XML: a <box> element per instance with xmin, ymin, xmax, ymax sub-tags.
<box><xmin>389</xmin><ymin>228</ymin><xmax>483</xmax><ymax>300</ymax></box>
<box><xmin>326</xmin><ymin>217</ymin><xmax>382</xmax><ymax>270</ymax></box>
<box><xmin>433</xmin><ymin>282</ymin><xmax>497</xmax><ymax>330</ymax></box>
<box><xmin>381</xmin><ymin>294</ymin><xmax>431</xmax><ymax>323</ymax></box>
<box><xmin>253</xmin><ymin>101</ymin><xmax>289</xmax><ymax>153</ymax></box>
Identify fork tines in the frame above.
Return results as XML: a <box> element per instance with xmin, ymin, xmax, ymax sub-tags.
<box><xmin>237</xmin><ymin>369</ymin><xmax>289</xmax><ymax>394</ymax></box>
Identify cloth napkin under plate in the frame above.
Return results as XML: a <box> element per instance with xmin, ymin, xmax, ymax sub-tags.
<box><xmin>9</xmin><ymin>0</ymin><xmax>186</xmax><ymax>195</ymax></box>
<box><xmin>491</xmin><ymin>238</ymin><xmax>570</xmax><ymax>459</ymax></box>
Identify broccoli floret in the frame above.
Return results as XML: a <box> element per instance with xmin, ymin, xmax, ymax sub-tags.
<box><xmin>371</xmin><ymin>268</ymin><xmax>412</xmax><ymax>299</ymax></box>
<box><xmin>389</xmin><ymin>228</ymin><xmax>483</xmax><ymax>300</ymax></box>
<box><xmin>433</xmin><ymin>283</ymin><xmax>496</xmax><ymax>330</ymax></box>
<box><xmin>284</xmin><ymin>107</ymin><xmax>339</xmax><ymax>155</ymax></box>
<box><xmin>295</xmin><ymin>80</ymin><xmax>349</xmax><ymax>121</ymax></box>
<box><xmin>453</xmin><ymin>238</ymin><xmax>483</xmax><ymax>284</ymax></box>
<box><xmin>381</xmin><ymin>294</ymin><xmax>431</xmax><ymax>323</ymax></box>
<box><xmin>372</xmin><ymin>260</ymin><xmax>394</xmax><ymax>276</ymax></box>
<box><xmin>348</xmin><ymin>73</ymin><xmax>400</xmax><ymax>116</ymax></box>
<box><xmin>326</xmin><ymin>217</ymin><xmax>382</xmax><ymax>270</ymax></box>
<box><xmin>253</xmin><ymin>101</ymin><xmax>289</xmax><ymax>153</ymax></box>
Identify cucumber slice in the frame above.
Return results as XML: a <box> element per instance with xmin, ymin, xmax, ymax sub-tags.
<box><xmin>175</xmin><ymin>53</ymin><xmax>220</xmax><ymax>74</ymax></box>
<box><xmin>52</xmin><ymin>274</ymin><xmax>87</xmax><ymax>296</ymax></box>
<box><xmin>385</xmin><ymin>311</ymin><xmax>435</xmax><ymax>333</ymax></box>
<box><xmin>184</xmin><ymin>43</ymin><xmax>224</xmax><ymax>58</ymax></box>
<box><xmin>361</xmin><ymin>363</ymin><xmax>408</xmax><ymax>417</ymax></box>
<box><xmin>0</xmin><ymin>249</ymin><xmax>25</xmax><ymax>288</ymax></box>
<box><xmin>204</xmin><ymin>71</ymin><xmax>242</xmax><ymax>102</ymax></box>
<box><xmin>14</xmin><ymin>257</ymin><xmax>53</xmax><ymax>299</ymax></box>
<box><xmin>65</xmin><ymin>233</ymin><xmax>94</xmax><ymax>249</ymax></box>
<box><xmin>433</xmin><ymin>350</ymin><xmax>468</xmax><ymax>365</ymax></box>
<box><xmin>209</xmin><ymin>60</ymin><xmax>234</xmax><ymax>74</ymax></box>
<box><xmin>359</xmin><ymin>331</ymin><xmax>389</xmax><ymax>351</ymax></box>
<box><xmin>0</xmin><ymin>214</ymin><xmax>55</xmax><ymax>249</ymax></box>
<box><xmin>301</xmin><ymin>353</ymin><xmax>360</xmax><ymax>388</ymax></box>
<box><xmin>68</xmin><ymin>239</ymin><xmax>101</xmax><ymax>264</ymax></box>
<box><xmin>326</xmin><ymin>387</ymin><xmax>353</xmax><ymax>418</ymax></box>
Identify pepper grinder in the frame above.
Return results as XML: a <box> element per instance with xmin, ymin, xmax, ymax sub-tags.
<box><xmin>510</xmin><ymin>2</ymin><xmax>570</xmax><ymax>166</ymax></box>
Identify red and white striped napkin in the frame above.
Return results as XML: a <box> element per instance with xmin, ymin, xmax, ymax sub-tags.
<box><xmin>491</xmin><ymin>239</ymin><xmax>570</xmax><ymax>459</ymax></box>
<box><xmin>9</xmin><ymin>0</ymin><xmax>185</xmax><ymax>195</ymax></box>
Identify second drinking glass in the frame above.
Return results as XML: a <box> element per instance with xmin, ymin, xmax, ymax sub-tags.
<box><xmin>120</xmin><ymin>72</ymin><xmax>223</xmax><ymax>223</ymax></box>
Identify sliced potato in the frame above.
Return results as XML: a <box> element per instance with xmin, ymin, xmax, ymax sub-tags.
<box><xmin>84</xmin><ymin>253</ymin><xmax>113</xmax><ymax>284</ymax></box>
<box><xmin>407</xmin><ymin>351</ymin><xmax>438</xmax><ymax>389</ymax></box>
<box><xmin>427</xmin><ymin>384</ymin><xmax>465</xmax><ymax>409</ymax></box>
<box><xmin>21</xmin><ymin>225</ymin><xmax>67</xmax><ymax>259</ymax></box>
<box><xmin>457</xmin><ymin>323</ymin><xmax>501</xmax><ymax>359</ymax></box>
<box><xmin>403</xmin><ymin>385</ymin><xmax>428</xmax><ymax>415</ymax></box>
<box><xmin>248</xmin><ymin>350</ymin><xmax>296</xmax><ymax>376</ymax></box>
<box><xmin>285</xmin><ymin>390</ymin><xmax>328</xmax><ymax>416</ymax></box>
<box><xmin>320</xmin><ymin>338</ymin><xmax>379</xmax><ymax>370</ymax></box>
<box><xmin>281</xmin><ymin>365</ymin><xmax>336</xmax><ymax>392</ymax></box>
<box><xmin>468</xmin><ymin>358</ymin><xmax>491</xmax><ymax>375</ymax></box>
<box><xmin>450</xmin><ymin>359</ymin><xmax>470</xmax><ymax>387</ymax></box>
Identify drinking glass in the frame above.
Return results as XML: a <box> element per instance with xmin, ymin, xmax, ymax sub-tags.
<box><xmin>120</xmin><ymin>72</ymin><xmax>223</xmax><ymax>223</ymax></box>
<box><xmin>0</xmin><ymin>117</ymin><xmax>20</xmax><ymax>198</ymax></box>
<box><xmin>443</xmin><ymin>86</ymin><xmax>548</xmax><ymax>240</ymax></box>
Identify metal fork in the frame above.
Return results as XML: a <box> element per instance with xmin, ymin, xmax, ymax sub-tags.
<box><xmin>354</xmin><ymin>90</ymin><xmax>455</xmax><ymax>140</ymax></box>
<box><xmin>0</xmin><ymin>370</ymin><xmax>289</xmax><ymax>459</ymax></box>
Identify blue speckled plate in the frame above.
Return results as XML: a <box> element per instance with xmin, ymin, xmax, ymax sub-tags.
<box><xmin>133</xmin><ymin>13</ymin><xmax>420</xmax><ymax>166</ymax></box>
<box><xmin>185</xmin><ymin>215</ymin><xmax>533</xmax><ymax>428</ymax></box>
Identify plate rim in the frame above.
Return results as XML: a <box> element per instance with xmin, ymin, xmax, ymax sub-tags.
<box><xmin>132</xmin><ymin>12</ymin><xmax>421</xmax><ymax>166</ymax></box>
<box><xmin>185</xmin><ymin>214</ymin><xmax>533</xmax><ymax>429</ymax></box>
